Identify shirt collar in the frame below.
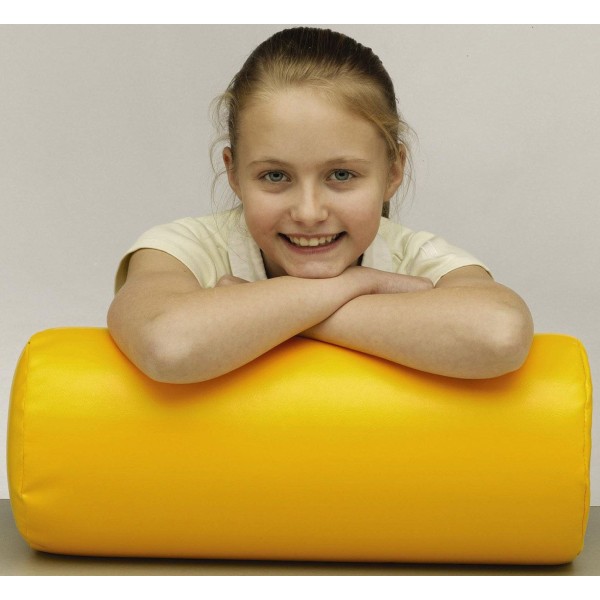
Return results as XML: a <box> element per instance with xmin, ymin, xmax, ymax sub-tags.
<box><xmin>228</xmin><ymin>211</ymin><xmax>393</xmax><ymax>281</ymax></box>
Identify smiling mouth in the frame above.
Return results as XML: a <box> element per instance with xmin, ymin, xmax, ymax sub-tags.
<box><xmin>281</xmin><ymin>233</ymin><xmax>345</xmax><ymax>248</ymax></box>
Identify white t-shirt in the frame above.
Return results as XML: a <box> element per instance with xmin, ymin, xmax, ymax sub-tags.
<box><xmin>115</xmin><ymin>207</ymin><xmax>490</xmax><ymax>293</ymax></box>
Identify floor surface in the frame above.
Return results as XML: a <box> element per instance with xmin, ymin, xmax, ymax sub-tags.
<box><xmin>1</xmin><ymin>500</ymin><xmax>598</xmax><ymax>575</ymax></box>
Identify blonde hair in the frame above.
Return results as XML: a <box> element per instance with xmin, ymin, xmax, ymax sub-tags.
<box><xmin>211</xmin><ymin>27</ymin><xmax>413</xmax><ymax>217</ymax></box>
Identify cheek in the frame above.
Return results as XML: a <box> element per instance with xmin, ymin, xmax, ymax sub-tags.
<box><xmin>345</xmin><ymin>196</ymin><xmax>383</xmax><ymax>227</ymax></box>
<box><xmin>242</xmin><ymin>202</ymin><xmax>280</xmax><ymax>239</ymax></box>
<box><xmin>346</xmin><ymin>202</ymin><xmax>383</xmax><ymax>248</ymax></box>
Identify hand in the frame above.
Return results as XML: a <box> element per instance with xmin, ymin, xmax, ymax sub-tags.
<box><xmin>217</xmin><ymin>269</ymin><xmax>432</xmax><ymax>296</ymax></box>
<box><xmin>341</xmin><ymin>265</ymin><xmax>433</xmax><ymax>296</ymax></box>
<box><xmin>300</xmin><ymin>267</ymin><xmax>432</xmax><ymax>341</ymax></box>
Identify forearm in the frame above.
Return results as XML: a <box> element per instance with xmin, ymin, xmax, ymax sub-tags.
<box><xmin>302</xmin><ymin>283</ymin><xmax>534</xmax><ymax>379</ymax></box>
<box><xmin>129</xmin><ymin>272</ymin><xmax>369</xmax><ymax>383</ymax></box>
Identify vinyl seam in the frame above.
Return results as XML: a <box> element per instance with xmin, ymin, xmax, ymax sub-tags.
<box><xmin>576</xmin><ymin>337</ymin><xmax>592</xmax><ymax>549</ymax></box>
<box><xmin>18</xmin><ymin>337</ymin><xmax>32</xmax><ymax>544</ymax></box>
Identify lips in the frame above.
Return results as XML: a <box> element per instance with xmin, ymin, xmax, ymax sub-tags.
<box><xmin>281</xmin><ymin>232</ymin><xmax>344</xmax><ymax>248</ymax></box>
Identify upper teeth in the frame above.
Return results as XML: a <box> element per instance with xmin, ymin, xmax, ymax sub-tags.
<box><xmin>287</xmin><ymin>234</ymin><xmax>339</xmax><ymax>247</ymax></box>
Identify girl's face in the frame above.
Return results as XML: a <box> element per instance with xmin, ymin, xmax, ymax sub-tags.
<box><xmin>224</xmin><ymin>87</ymin><xmax>403</xmax><ymax>279</ymax></box>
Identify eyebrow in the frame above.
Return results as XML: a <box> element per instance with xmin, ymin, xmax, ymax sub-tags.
<box><xmin>248</xmin><ymin>157</ymin><xmax>372</xmax><ymax>167</ymax></box>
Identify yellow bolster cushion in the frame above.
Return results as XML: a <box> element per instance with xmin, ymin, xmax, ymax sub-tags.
<box><xmin>7</xmin><ymin>328</ymin><xmax>592</xmax><ymax>564</ymax></box>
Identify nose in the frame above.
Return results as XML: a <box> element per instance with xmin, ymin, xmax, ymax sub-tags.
<box><xmin>289</xmin><ymin>184</ymin><xmax>328</xmax><ymax>226</ymax></box>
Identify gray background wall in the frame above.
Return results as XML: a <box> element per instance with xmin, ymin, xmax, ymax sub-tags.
<box><xmin>1</xmin><ymin>25</ymin><xmax>598</xmax><ymax>502</ymax></box>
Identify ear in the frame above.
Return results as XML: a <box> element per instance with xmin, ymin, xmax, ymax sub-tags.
<box><xmin>384</xmin><ymin>148</ymin><xmax>406</xmax><ymax>202</ymax></box>
<box><xmin>223</xmin><ymin>147</ymin><xmax>242</xmax><ymax>199</ymax></box>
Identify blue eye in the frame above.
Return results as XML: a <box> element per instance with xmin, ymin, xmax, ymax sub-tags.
<box><xmin>330</xmin><ymin>170</ymin><xmax>353</xmax><ymax>181</ymax></box>
<box><xmin>264</xmin><ymin>171</ymin><xmax>288</xmax><ymax>183</ymax></box>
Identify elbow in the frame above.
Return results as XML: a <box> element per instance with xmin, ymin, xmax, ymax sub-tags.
<box><xmin>141</xmin><ymin>331</ymin><xmax>211</xmax><ymax>384</ymax></box>
<box><xmin>107</xmin><ymin>297</ymin><xmax>217</xmax><ymax>385</ymax></box>
<box><xmin>118</xmin><ymin>320</ymin><xmax>214</xmax><ymax>385</ymax></box>
<box><xmin>485</xmin><ymin>303</ymin><xmax>534</xmax><ymax>377</ymax></box>
<box><xmin>141</xmin><ymin>344</ymin><xmax>192</xmax><ymax>385</ymax></box>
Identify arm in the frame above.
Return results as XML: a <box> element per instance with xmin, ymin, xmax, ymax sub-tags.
<box><xmin>301</xmin><ymin>266</ymin><xmax>534</xmax><ymax>379</ymax></box>
<box><xmin>107</xmin><ymin>249</ymin><xmax>420</xmax><ymax>384</ymax></box>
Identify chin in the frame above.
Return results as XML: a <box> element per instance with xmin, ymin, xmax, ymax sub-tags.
<box><xmin>284</xmin><ymin>263</ymin><xmax>348</xmax><ymax>279</ymax></box>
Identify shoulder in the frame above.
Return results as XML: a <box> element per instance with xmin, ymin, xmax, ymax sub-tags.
<box><xmin>139</xmin><ymin>207</ymin><xmax>243</xmax><ymax>245</ymax></box>
<box><xmin>376</xmin><ymin>217</ymin><xmax>441</xmax><ymax>264</ymax></box>
<box><xmin>377</xmin><ymin>218</ymin><xmax>434</xmax><ymax>254</ymax></box>
<box><xmin>115</xmin><ymin>207</ymin><xmax>244</xmax><ymax>292</ymax></box>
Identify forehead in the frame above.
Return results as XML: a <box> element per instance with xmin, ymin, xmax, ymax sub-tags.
<box><xmin>236</xmin><ymin>87</ymin><xmax>386</xmax><ymax>164</ymax></box>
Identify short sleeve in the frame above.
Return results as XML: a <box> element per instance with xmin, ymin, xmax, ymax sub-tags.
<box><xmin>403</xmin><ymin>231</ymin><xmax>491</xmax><ymax>285</ymax></box>
<box><xmin>375</xmin><ymin>219</ymin><xmax>491</xmax><ymax>286</ymax></box>
<box><xmin>113</xmin><ymin>217</ymin><xmax>232</xmax><ymax>293</ymax></box>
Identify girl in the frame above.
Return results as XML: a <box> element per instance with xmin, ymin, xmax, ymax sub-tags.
<box><xmin>108</xmin><ymin>27</ymin><xmax>533</xmax><ymax>384</ymax></box>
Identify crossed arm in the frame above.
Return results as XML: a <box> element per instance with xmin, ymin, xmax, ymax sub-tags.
<box><xmin>107</xmin><ymin>248</ymin><xmax>534</xmax><ymax>384</ymax></box>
